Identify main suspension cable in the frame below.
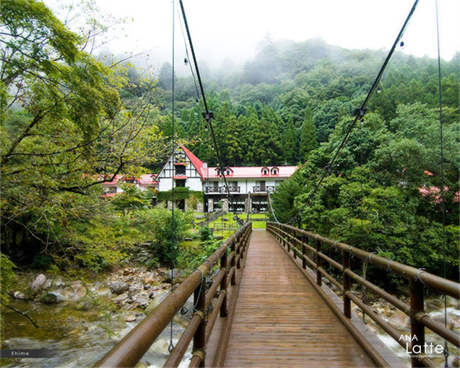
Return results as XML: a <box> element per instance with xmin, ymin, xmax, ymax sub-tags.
<box><xmin>307</xmin><ymin>0</ymin><xmax>419</xmax><ymax>203</ymax></box>
<box><xmin>178</xmin><ymin>0</ymin><xmax>240</xmax><ymax>221</ymax></box>
<box><xmin>435</xmin><ymin>1</ymin><xmax>449</xmax><ymax>366</ymax></box>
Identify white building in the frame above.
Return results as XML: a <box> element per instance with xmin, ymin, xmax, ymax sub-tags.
<box><xmin>157</xmin><ymin>145</ymin><xmax>298</xmax><ymax>212</ymax></box>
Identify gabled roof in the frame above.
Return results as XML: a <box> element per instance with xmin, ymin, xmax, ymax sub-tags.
<box><xmin>180</xmin><ymin>145</ymin><xmax>206</xmax><ymax>179</ymax></box>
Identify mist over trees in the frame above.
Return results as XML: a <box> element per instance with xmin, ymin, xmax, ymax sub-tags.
<box><xmin>1</xmin><ymin>0</ymin><xmax>458</xmax><ymax>283</ymax></box>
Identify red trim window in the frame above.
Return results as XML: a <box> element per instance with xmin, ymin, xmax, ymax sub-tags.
<box><xmin>271</xmin><ymin>167</ymin><xmax>279</xmax><ymax>176</ymax></box>
<box><xmin>261</xmin><ymin>167</ymin><xmax>269</xmax><ymax>176</ymax></box>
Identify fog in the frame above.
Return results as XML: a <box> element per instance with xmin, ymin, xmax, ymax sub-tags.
<box><xmin>45</xmin><ymin>0</ymin><xmax>459</xmax><ymax>75</ymax></box>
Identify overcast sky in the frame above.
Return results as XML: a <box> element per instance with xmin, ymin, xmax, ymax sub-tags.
<box><xmin>45</xmin><ymin>0</ymin><xmax>460</xmax><ymax>71</ymax></box>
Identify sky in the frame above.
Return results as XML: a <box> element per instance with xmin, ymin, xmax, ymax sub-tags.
<box><xmin>45</xmin><ymin>0</ymin><xmax>460</xmax><ymax>72</ymax></box>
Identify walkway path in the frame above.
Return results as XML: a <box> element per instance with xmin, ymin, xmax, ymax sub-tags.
<box><xmin>223</xmin><ymin>230</ymin><xmax>375</xmax><ymax>367</ymax></box>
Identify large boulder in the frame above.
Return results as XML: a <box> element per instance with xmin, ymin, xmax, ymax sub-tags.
<box><xmin>41</xmin><ymin>291</ymin><xmax>66</xmax><ymax>304</ymax></box>
<box><xmin>109</xmin><ymin>281</ymin><xmax>129</xmax><ymax>295</ymax></box>
<box><xmin>31</xmin><ymin>274</ymin><xmax>47</xmax><ymax>292</ymax></box>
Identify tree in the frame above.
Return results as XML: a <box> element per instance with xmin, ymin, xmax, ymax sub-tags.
<box><xmin>281</xmin><ymin>117</ymin><xmax>298</xmax><ymax>164</ymax></box>
<box><xmin>0</xmin><ymin>0</ymin><xmax>166</xmax><ymax>267</ymax></box>
<box><xmin>299</xmin><ymin>108</ymin><xmax>318</xmax><ymax>161</ymax></box>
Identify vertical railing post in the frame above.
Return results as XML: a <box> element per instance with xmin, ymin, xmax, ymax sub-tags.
<box><xmin>409</xmin><ymin>279</ymin><xmax>425</xmax><ymax>367</ymax></box>
<box><xmin>316</xmin><ymin>239</ymin><xmax>322</xmax><ymax>286</ymax></box>
<box><xmin>220</xmin><ymin>250</ymin><xmax>228</xmax><ymax>317</ymax></box>
<box><xmin>343</xmin><ymin>250</ymin><xmax>351</xmax><ymax>318</ymax></box>
<box><xmin>193</xmin><ymin>274</ymin><xmax>207</xmax><ymax>367</ymax></box>
<box><xmin>301</xmin><ymin>234</ymin><xmax>307</xmax><ymax>269</ymax></box>
<box><xmin>287</xmin><ymin>227</ymin><xmax>291</xmax><ymax>254</ymax></box>
<box><xmin>230</xmin><ymin>239</ymin><xmax>236</xmax><ymax>286</ymax></box>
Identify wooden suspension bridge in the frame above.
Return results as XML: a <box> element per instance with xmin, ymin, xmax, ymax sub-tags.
<box><xmin>94</xmin><ymin>222</ymin><xmax>459</xmax><ymax>368</ymax></box>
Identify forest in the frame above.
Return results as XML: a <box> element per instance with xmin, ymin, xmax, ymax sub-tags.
<box><xmin>1</xmin><ymin>0</ymin><xmax>459</xmax><ymax>302</ymax></box>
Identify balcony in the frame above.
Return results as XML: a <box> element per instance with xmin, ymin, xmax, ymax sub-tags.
<box><xmin>252</xmin><ymin>185</ymin><xmax>275</xmax><ymax>193</ymax></box>
<box><xmin>205</xmin><ymin>186</ymin><xmax>240</xmax><ymax>194</ymax></box>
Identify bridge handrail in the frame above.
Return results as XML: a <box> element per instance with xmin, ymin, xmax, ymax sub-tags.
<box><xmin>95</xmin><ymin>222</ymin><xmax>252</xmax><ymax>368</ymax></box>
<box><xmin>267</xmin><ymin>222</ymin><xmax>459</xmax><ymax>368</ymax></box>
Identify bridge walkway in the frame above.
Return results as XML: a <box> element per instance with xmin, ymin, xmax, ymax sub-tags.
<box><xmin>222</xmin><ymin>230</ymin><xmax>375</xmax><ymax>367</ymax></box>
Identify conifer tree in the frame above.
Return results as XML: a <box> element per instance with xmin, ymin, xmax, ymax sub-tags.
<box><xmin>299</xmin><ymin>108</ymin><xmax>318</xmax><ymax>161</ymax></box>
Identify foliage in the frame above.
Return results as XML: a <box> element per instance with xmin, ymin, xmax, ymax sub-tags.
<box><xmin>0</xmin><ymin>253</ymin><xmax>16</xmax><ymax>303</ymax></box>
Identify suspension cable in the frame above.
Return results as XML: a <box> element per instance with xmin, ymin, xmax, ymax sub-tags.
<box><xmin>175</xmin><ymin>1</ymin><xmax>200</xmax><ymax>102</ymax></box>
<box><xmin>307</xmin><ymin>0</ymin><xmax>419</xmax><ymax>203</ymax></box>
<box><xmin>168</xmin><ymin>0</ymin><xmax>176</xmax><ymax>354</ymax></box>
<box><xmin>178</xmin><ymin>0</ymin><xmax>240</xmax><ymax>221</ymax></box>
<box><xmin>435</xmin><ymin>1</ymin><xmax>449</xmax><ymax>366</ymax></box>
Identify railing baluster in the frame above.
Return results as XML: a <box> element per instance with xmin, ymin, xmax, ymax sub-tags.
<box><xmin>316</xmin><ymin>239</ymin><xmax>322</xmax><ymax>286</ymax></box>
<box><xmin>230</xmin><ymin>239</ymin><xmax>236</xmax><ymax>285</ymax></box>
<box><xmin>343</xmin><ymin>250</ymin><xmax>351</xmax><ymax>318</ymax></box>
<box><xmin>301</xmin><ymin>234</ymin><xmax>307</xmax><ymax>269</ymax></box>
<box><xmin>220</xmin><ymin>251</ymin><xmax>228</xmax><ymax>317</ymax></box>
<box><xmin>193</xmin><ymin>273</ymin><xmax>207</xmax><ymax>367</ymax></box>
<box><xmin>409</xmin><ymin>279</ymin><xmax>425</xmax><ymax>367</ymax></box>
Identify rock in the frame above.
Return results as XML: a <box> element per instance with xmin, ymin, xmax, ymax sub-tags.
<box><xmin>95</xmin><ymin>287</ymin><xmax>112</xmax><ymax>297</ymax></box>
<box><xmin>70</xmin><ymin>284</ymin><xmax>87</xmax><ymax>301</ymax></box>
<box><xmin>53</xmin><ymin>279</ymin><xmax>66</xmax><ymax>288</ymax></box>
<box><xmin>109</xmin><ymin>281</ymin><xmax>129</xmax><ymax>295</ymax></box>
<box><xmin>125</xmin><ymin>314</ymin><xmax>137</xmax><ymax>322</ymax></box>
<box><xmin>31</xmin><ymin>274</ymin><xmax>47</xmax><ymax>292</ymax></box>
<box><xmin>145</xmin><ymin>292</ymin><xmax>168</xmax><ymax>314</ymax></box>
<box><xmin>12</xmin><ymin>291</ymin><xmax>26</xmax><ymax>300</ymax></box>
<box><xmin>41</xmin><ymin>291</ymin><xmax>66</xmax><ymax>304</ymax></box>
<box><xmin>128</xmin><ymin>283</ymin><xmax>142</xmax><ymax>294</ymax></box>
<box><xmin>113</xmin><ymin>293</ymin><xmax>129</xmax><ymax>304</ymax></box>
<box><xmin>134</xmin><ymin>296</ymin><xmax>149</xmax><ymax>309</ymax></box>
<box><xmin>75</xmin><ymin>301</ymin><xmax>91</xmax><ymax>311</ymax></box>
<box><xmin>144</xmin><ymin>284</ymin><xmax>151</xmax><ymax>290</ymax></box>
<box><xmin>43</xmin><ymin>280</ymin><xmax>52</xmax><ymax>289</ymax></box>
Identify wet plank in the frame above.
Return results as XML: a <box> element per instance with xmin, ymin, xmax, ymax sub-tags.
<box><xmin>223</xmin><ymin>230</ymin><xmax>376</xmax><ymax>367</ymax></box>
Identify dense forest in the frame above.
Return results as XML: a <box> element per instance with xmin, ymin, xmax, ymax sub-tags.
<box><xmin>1</xmin><ymin>0</ymin><xmax>459</xmax><ymax>300</ymax></box>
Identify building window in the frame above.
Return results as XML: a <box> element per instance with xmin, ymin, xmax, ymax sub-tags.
<box><xmin>261</xmin><ymin>167</ymin><xmax>269</xmax><ymax>175</ymax></box>
<box><xmin>271</xmin><ymin>167</ymin><xmax>279</xmax><ymax>175</ymax></box>
<box><xmin>175</xmin><ymin>165</ymin><xmax>186</xmax><ymax>175</ymax></box>
<box><xmin>176</xmin><ymin>179</ymin><xmax>185</xmax><ymax>187</ymax></box>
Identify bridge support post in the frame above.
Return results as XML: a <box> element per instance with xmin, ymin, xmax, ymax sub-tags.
<box><xmin>343</xmin><ymin>251</ymin><xmax>351</xmax><ymax>318</ymax></box>
<box><xmin>193</xmin><ymin>275</ymin><xmax>207</xmax><ymax>367</ymax></box>
<box><xmin>409</xmin><ymin>279</ymin><xmax>425</xmax><ymax>367</ymax></box>
<box><xmin>230</xmin><ymin>238</ymin><xmax>236</xmax><ymax>285</ymax></box>
<box><xmin>220</xmin><ymin>249</ymin><xmax>228</xmax><ymax>317</ymax></box>
<box><xmin>316</xmin><ymin>239</ymin><xmax>322</xmax><ymax>286</ymax></box>
<box><xmin>301</xmin><ymin>235</ymin><xmax>307</xmax><ymax>269</ymax></box>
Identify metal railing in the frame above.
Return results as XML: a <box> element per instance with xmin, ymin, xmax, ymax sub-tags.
<box><xmin>252</xmin><ymin>185</ymin><xmax>275</xmax><ymax>193</ymax></box>
<box><xmin>267</xmin><ymin>222</ymin><xmax>459</xmax><ymax>368</ymax></box>
<box><xmin>95</xmin><ymin>223</ymin><xmax>252</xmax><ymax>368</ymax></box>
<box><xmin>205</xmin><ymin>186</ymin><xmax>240</xmax><ymax>193</ymax></box>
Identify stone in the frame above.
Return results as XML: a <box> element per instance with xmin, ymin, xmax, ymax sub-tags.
<box><xmin>145</xmin><ymin>292</ymin><xmax>168</xmax><ymax>314</ymax></box>
<box><xmin>113</xmin><ymin>293</ymin><xmax>129</xmax><ymax>304</ymax></box>
<box><xmin>95</xmin><ymin>287</ymin><xmax>112</xmax><ymax>297</ymax></box>
<box><xmin>109</xmin><ymin>281</ymin><xmax>129</xmax><ymax>295</ymax></box>
<box><xmin>41</xmin><ymin>291</ymin><xmax>66</xmax><ymax>304</ymax></box>
<box><xmin>134</xmin><ymin>297</ymin><xmax>149</xmax><ymax>309</ymax></box>
<box><xmin>53</xmin><ymin>279</ymin><xmax>66</xmax><ymax>288</ymax></box>
<box><xmin>144</xmin><ymin>284</ymin><xmax>151</xmax><ymax>290</ymax></box>
<box><xmin>75</xmin><ymin>301</ymin><xmax>91</xmax><ymax>311</ymax></box>
<box><xmin>31</xmin><ymin>274</ymin><xmax>47</xmax><ymax>291</ymax></box>
<box><xmin>12</xmin><ymin>291</ymin><xmax>26</xmax><ymax>300</ymax></box>
<box><xmin>125</xmin><ymin>314</ymin><xmax>137</xmax><ymax>322</ymax></box>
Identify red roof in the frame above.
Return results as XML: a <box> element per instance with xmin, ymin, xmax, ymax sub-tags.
<box><xmin>206</xmin><ymin>166</ymin><xmax>298</xmax><ymax>179</ymax></box>
<box><xmin>180</xmin><ymin>145</ymin><xmax>206</xmax><ymax>179</ymax></box>
<box><xmin>101</xmin><ymin>174</ymin><xmax>158</xmax><ymax>186</ymax></box>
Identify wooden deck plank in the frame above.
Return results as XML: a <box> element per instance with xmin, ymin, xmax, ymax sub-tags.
<box><xmin>223</xmin><ymin>230</ymin><xmax>376</xmax><ymax>367</ymax></box>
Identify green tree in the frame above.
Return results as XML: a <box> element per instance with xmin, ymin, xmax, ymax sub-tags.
<box><xmin>299</xmin><ymin>108</ymin><xmax>318</xmax><ymax>161</ymax></box>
